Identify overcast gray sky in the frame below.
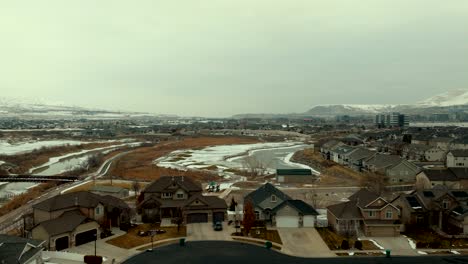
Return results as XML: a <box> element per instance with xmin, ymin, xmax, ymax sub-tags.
<box><xmin>1</xmin><ymin>1</ymin><xmax>467</xmax><ymax>117</ymax></box>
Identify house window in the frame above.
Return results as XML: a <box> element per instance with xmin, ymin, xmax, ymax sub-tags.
<box><xmin>177</xmin><ymin>193</ymin><xmax>184</xmax><ymax>199</ymax></box>
<box><xmin>95</xmin><ymin>207</ymin><xmax>100</xmax><ymax>215</ymax></box>
<box><xmin>271</xmin><ymin>195</ymin><xmax>277</xmax><ymax>203</ymax></box>
<box><xmin>443</xmin><ymin>200</ymin><xmax>449</xmax><ymax>209</ymax></box>
<box><xmin>255</xmin><ymin>211</ymin><xmax>260</xmax><ymax>220</ymax></box>
<box><xmin>368</xmin><ymin>211</ymin><xmax>375</xmax><ymax>217</ymax></box>
<box><xmin>385</xmin><ymin>210</ymin><xmax>393</xmax><ymax>219</ymax></box>
<box><xmin>162</xmin><ymin>192</ymin><xmax>173</xmax><ymax>198</ymax></box>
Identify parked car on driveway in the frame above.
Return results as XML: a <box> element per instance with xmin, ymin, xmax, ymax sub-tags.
<box><xmin>213</xmin><ymin>221</ymin><xmax>223</xmax><ymax>231</ymax></box>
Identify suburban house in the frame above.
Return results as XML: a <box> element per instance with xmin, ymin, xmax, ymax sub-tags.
<box><xmin>341</xmin><ymin>134</ymin><xmax>365</xmax><ymax>146</ymax></box>
<box><xmin>31</xmin><ymin>191</ymin><xmax>130</xmax><ymax>251</ymax></box>
<box><xmin>244</xmin><ymin>183</ymin><xmax>318</xmax><ymax>228</ymax></box>
<box><xmin>447</xmin><ymin>150</ymin><xmax>468</xmax><ymax>168</ymax></box>
<box><xmin>0</xmin><ymin>235</ymin><xmax>45</xmax><ymax>264</ymax></box>
<box><xmin>90</xmin><ymin>185</ymin><xmax>130</xmax><ymax>199</ymax></box>
<box><xmin>320</xmin><ymin>140</ymin><xmax>345</xmax><ymax>160</ymax></box>
<box><xmin>345</xmin><ymin>148</ymin><xmax>376</xmax><ymax>171</ymax></box>
<box><xmin>363</xmin><ymin>154</ymin><xmax>420</xmax><ymax>183</ymax></box>
<box><xmin>327</xmin><ymin>189</ymin><xmax>401</xmax><ymax>237</ymax></box>
<box><xmin>416</xmin><ymin>168</ymin><xmax>468</xmax><ymax>189</ymax></box>
<box><xmin>276</xmin><ymin>169</ymin><xmax>316</xmax><ymax>183</ymax></box>
<box><xmin>402</xmin><ymin>144</ymin><xmax>446</xmax><ymax>162</ymax></box>
<box><xmin>429</xmin><ymin>137</ymin><xmax>454</xmax><ymax>150</ymax></box>
<box><xmin>451</xmin><ymin>138</ymin><xmax>468</xmax><ymax>150</ymax></box>
<box><xmin>396</xmin><ymin>189</ymin><xmax>468</xmax><ymax>234</ymax></box>
<box><xmin>138</xmin><ymin>176</ymin><xmax>227</xmax><ymax>224</ymax></box>
<box><xmin>330</xmin><ymin>145</ymin><xmax>356</xmax><ymax>165</ymax></box>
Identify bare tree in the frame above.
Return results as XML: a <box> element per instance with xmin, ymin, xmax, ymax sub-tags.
<box><xmin>242</xmin><ymin>156</ymin><xmax>269</xmax><ymax>177</ymax></box>
<box><xmin>132</xmin><ymin>180</ymin><xmax>140</xmax><ymax>198</ymax></box>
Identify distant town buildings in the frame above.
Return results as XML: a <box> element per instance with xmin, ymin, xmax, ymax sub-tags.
<box><xmin>375</xmin><ymin>112</ymin><xmax>408</xmax><ymax>128</ymax></box>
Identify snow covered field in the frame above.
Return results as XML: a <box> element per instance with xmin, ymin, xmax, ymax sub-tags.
<box><xmin>155</xmin><ymin>142</ymin><xmax>317</xmax><ymax>176</ymax></box>
<box><xmin>0</xmin><ymin>140</ymin><xmax>86</xmax><ymax>156</ymax></box>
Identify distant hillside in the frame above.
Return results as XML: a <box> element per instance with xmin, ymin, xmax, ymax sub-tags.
<box><xmin>0</xmin><ymin>97</ymin><xmax>164</xmax><ymax>119</ymax></box>
<box><xmin>233</xmin><ymin>89</ymin><xmax>468</xmax><ymax>118</ymax></box>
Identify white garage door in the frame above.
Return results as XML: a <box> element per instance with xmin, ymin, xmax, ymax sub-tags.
<box><xmin>303</xmin><ymin>216</ymin><xmax>315</xmax><ymax>227</ymax></box>
<box><xmin>276</xmin><ymin>216</ymin><xmax>299</xmax><ymax>228</ymax></box>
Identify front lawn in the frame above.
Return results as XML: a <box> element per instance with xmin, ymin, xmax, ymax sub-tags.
<box><xmin>316</xmin><ymin>227</ymin><xmax>379</xmax><ymax>250</ymax></box>
<box><xmin>403</xmin><ymin>226</ymin><xmax>468</xmax><ymax>249</ymax></box>
<box><xmin>231</xmin><ymin>227</ymin><xmax>282</xmax><ymax>245</ymax></box>
<box><xmin>106</xmin><ymin>224</ymin><xmax>186</xmax><ymax>249</ymax></box>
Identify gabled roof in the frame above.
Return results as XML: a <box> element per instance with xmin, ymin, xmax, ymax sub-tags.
<box><xmin>35</xmin><ymin>210</ymin><xmax>92</xmax><ymax>237</ymax></box>
<box><xmin>276</xmin><ymin>169</ymin><xmax>312</xmax><ymax>176</ymax></box>
<box><xmin>90</xmin><ymin>185</ymin><xmax>127</xmax><ymax>193</ymax></box>
<box><xmin>450</xmin><ymin>168</ymin><xmax>468</xmax><ymax>180</ymax></box>
<box><xmin>430</xmin><ymin>137</ymin><xmax>454</xmax><ymax>143</ymax></box>
<box><xmin>321</xmin><ymin>140</ymin><xmax>344</xmax><ymax>150</ymax></box>
<box><xmin>0</xmin><ymin>235</ymin><xmax>45</xmax><ymax>264</ymax></box>
<box><xmin>449</xmin><ymin>149</ymin><xmax>468</xmax><ymax>157</ymax></box>
<box><xmin>244</xmin><ymin>183</ymin><xmax>292</xmax><ymax>207</ymax></box>
<box><xmin>347</xmin><ymin>148</ymin><xmax>376</xmax><ymax>161</ymax></box>
<box><xmin>273</xmin><ymin>200</ymin><xmax>318</xmax><ymax>216</ymax></box>
<box><xmin>143</xmin><ymin>176</ymin><xmax>202</xmax><ymax>193</ymax></box>
<box><xmin>327</xmin><ymin>201</ymin><xmax>362</xmax><ymax>220</ymax></box>
<box><xmin>388</xmin><ymin>159</ymin><xmax>420</xmax><ymax>173</ymax></box>
<box><xmin>404</xmin><ymin>144</ymin><xmax>432</xmax><ymax>152</ymax></box>
<box><xmin>364</xmin><ymin>154</ymin><xmax>402</xmax><ymax>169</ymax></box>
<box><xmin>183</xmin><ymin>194</ymin><xmax>227</xmax><ymax>210</ymax></box>
<box><xmin>332</xmin><ymin>145</ymin><xmax>356</xmax><ymax>155</ymax></box>
<box><xmin>33</xmin><ymin>191</ymin><xmax>129</xmax><ymax>212</ymax></box>
<box><xmin>348</xmin><ymin>189</ymin><xmax>380</xmax><ymax>208</ymax></box>
<box><xmin>420</xmin><ymin>169</ymin><xmax>459</xmax><ymax>182</ymax></box>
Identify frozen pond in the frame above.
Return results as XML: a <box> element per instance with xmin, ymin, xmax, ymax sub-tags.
<box><xmin>0</xmin><ymin>141</ymin><xmax>143</xmax><ymax>201</ymax></box>
<box><xmin>155</xmin><ymin>142</ymin><xmax>318</xmax><ymax>176</ymax></box>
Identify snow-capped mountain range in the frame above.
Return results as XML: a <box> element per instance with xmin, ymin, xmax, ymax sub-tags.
<box><xmin>1</xmin><ymin>89</ymin><xmax>467</xmax><ymax>119</ymax></box>
<box><xmin>234</xmin><ymin>89</ymin><xmax>468</xmax><ymax>118</ymax></box>
<box><xmin>0</xmin><ymin>96</ymin><xmax>156</xmax><ymax>119</ymax></box>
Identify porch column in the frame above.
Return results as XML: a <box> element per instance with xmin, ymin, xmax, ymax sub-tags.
<box><xmin>439</xmin><ymin>211</ymin><xmax>443</xmax><ymax>229</ymax></box>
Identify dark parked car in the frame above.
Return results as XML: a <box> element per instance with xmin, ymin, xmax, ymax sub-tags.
<box><xmin>213</xmin><ymin>221</ymin><xmax>223</xmax><ymax>231</ymax></box>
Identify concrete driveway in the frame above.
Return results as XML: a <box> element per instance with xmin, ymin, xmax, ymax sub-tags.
<box><xmin>278</xmin><ymin>228</ymin><xmax>335</xmax><ymax>257</ymax></box>
<box><xmin>187</xmin><ymin>222</ymin><xmax>234</xmax><ymax>241</ymax></box>
<box><xmin>367</xmin><ymin>236</ymin><xmax>418</xmax><ymax>256</ymax></box>
<box><xmin>68</xmin><ymin>228</ymin><xmax>137</xmax><ymax>263</ymax></box>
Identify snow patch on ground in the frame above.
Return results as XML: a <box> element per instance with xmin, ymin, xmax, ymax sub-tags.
<box><xmin>0</xmin><ymin>140</ymin><xmax>86</xmax><ymax>156</ymax></box>
<box><xmin>417</xmin><ymin>251</ymin><xmax>428</xmax><ymax>255</ymax></box>
<box><xmin>368</xmin><ymin>239</ymin><xmax>385</xmax><ymax>250</ymax></box>
<box><xmin>403</xmin><ymin>235</ymin><xmax>417</xmax><ymax>250</ymax></box>
<box><xmin>60</xmin><ymin>180</ymin><xmax>92</xmax><ymax>194</ymax></box>
<box><xmin>283</xmin><ymin>152</ymin><xmax>321</xmax><ymax>175</ymax></box>
<box><xmin>0</xmin><ymin>161</ymin><xmax>4</xmax><ymax>166</ymax></box>
<box><xmin>452</xmin><ymin>251</ymin><xmax>460</xmax><ymax>255</ymax></box>
<box><xmin>155</xmin><ymin>142</ymin><xmax>310</xmax><ymax>174</ymax></box>
<box><xmin>29</xmin><ymin>142</ymin><xmax>143</xmax><ymax>174</ymax></box>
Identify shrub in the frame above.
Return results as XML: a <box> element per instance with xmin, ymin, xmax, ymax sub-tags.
<box><xmin>341</xmin><ymin>240</ymin><xmax>350</xmax><ymax>250</ymax></box>
<box><xmin>354</xmin><ymin>240</ymin><xmax>363</xmax><ymax>250</ymax></box>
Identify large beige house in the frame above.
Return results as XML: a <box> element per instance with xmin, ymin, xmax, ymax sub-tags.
<box><xmin>31</xmin><ymin>191</ymin><xmax>130</xmax><ymax>251</ymax></box>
